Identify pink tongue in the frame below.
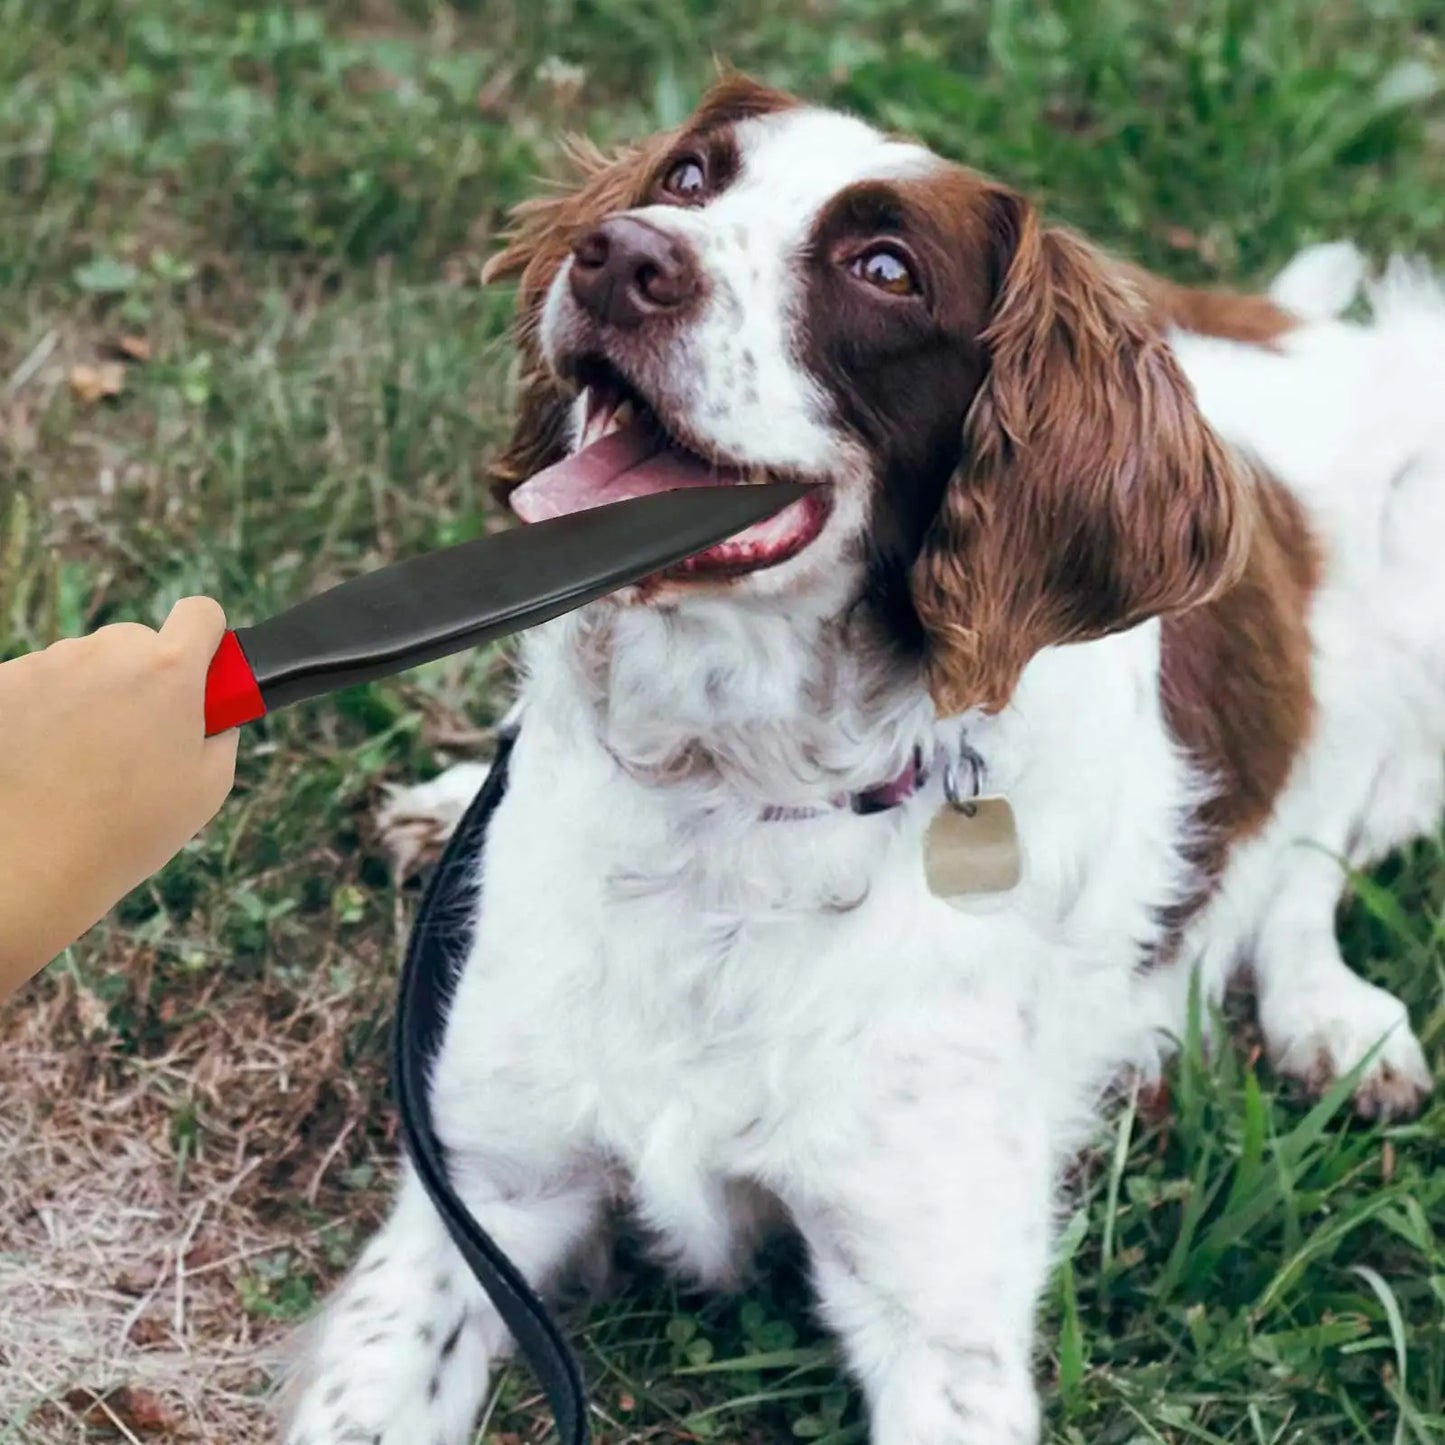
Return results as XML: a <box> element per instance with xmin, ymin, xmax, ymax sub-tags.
<box><xmin>510</xmin><ymin>421</ymin><xmax>738</xmax><ymax>523</ymax></box>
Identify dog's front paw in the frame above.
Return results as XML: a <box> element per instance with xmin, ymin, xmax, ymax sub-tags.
<box><xmin>870</xmin><ymin>1350</ymin><xmax>1040</xmax><ymax>1445</ymax></box>
<box><xmin>1263</xmin><ymin>970</ymin><xmax>1432</xmax><ymax>1121</ymax></box>
<box><xmin>374</xmin><ymin>762</ymin><xmax>492</xmax><ymax>877</ymax></box>
<box><xmin>277</xmin><ymin>1236</ymin><xmax>493</xmax><ymax>1445</ymax></box>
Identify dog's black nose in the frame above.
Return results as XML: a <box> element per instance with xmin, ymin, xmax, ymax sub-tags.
<box><xmin>569</xmin><ymin>217</ymin><xmax>702</xmax><ymax>329</ymax></box>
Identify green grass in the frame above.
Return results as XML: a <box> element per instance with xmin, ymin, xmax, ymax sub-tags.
<box><xmin>1</xmin><ymin>1</ymin><xmax>1443</xmax><ymax>1442</ymax></box>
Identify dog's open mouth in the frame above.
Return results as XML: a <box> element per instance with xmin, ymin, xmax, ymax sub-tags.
<box><xmin>508</xmin><ymin>362</ymin><xmax>830</xmax><ymax>578</ymax></box>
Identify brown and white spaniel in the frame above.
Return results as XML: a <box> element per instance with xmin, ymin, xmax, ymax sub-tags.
<box><xmin>281</xmin><ymin>76</ymin><xmax>1445</xmax><ymax>1445</ymax></box>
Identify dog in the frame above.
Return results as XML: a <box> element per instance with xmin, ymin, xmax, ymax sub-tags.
<box><xmin>280</xmin><ymin>76</ymin><xmax>1445</xmax><ymax>1444</ymax></box>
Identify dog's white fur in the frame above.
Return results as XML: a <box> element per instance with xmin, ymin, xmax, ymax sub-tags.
<box><xmin>281</xmin><ymin>108</ymin><xmax>1445</xmax><ymax>1444</ymax></box>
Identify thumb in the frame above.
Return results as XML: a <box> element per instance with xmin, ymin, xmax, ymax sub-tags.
<box><xmin>161</xmin><ymin>596</ymin><xmax>230</xmax><ymax>669</ymax></box>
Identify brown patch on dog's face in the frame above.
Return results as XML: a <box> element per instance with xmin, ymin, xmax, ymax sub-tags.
<box><xmin>482</xmin><ymin>74</ymin><xmax>801</xmax><ymax>500</ymax></box>
<box><xmin>792</xmin><ymin>165</ymin><xmax>1003</xmax><ymax>646</ymax></box>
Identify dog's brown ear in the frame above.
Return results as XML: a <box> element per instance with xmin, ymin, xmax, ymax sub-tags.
<box><xmin>912</xmin><ymin>188</ymin><xmax>1253</xmax><ymax>716</ymax></box>
<box><xmin>482</xmin><ymin>133</ymin><xmax>675</xmax><ymax>499</ymax></box>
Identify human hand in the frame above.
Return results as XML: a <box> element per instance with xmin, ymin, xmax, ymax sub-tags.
<box><xmin>0</xmin><ymin>597</ymin><xmax>239</xmax><ymax>996</ymax></box>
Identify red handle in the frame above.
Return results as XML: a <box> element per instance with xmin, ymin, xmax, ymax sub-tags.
<box><xmin>204</xmin><ymin>630</ymin><xmax>266</xmax><ymax>735</ymax></box>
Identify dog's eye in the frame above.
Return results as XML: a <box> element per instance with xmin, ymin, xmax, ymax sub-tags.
<box><xmin>849</xmin><ymin>245</ymin><xmax>919</xmax><ymax>297</ymax></box>
<box><xmin>662</xmin><ymin>156</ymin><xmax>708</xmax><ymax>201</ymax></box>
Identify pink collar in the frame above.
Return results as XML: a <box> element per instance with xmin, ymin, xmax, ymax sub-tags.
<box><xmin>760</xmin><ymin>750</ymin><xmax>927</xmax><ymax>823</ymax></box>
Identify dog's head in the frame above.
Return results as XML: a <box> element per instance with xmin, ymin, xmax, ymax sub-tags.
<box><xmin>487</xmin><ymin>75</ymin><xmax>1250</xmax><ymax>715</ymax></box>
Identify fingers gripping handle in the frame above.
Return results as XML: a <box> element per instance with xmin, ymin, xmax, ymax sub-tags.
<box><xmin>204</xmin><ymin>631</ymin><xmax>266</xmax><ymax>735</ymax></box>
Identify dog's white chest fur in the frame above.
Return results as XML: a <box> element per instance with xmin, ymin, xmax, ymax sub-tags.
<box><xmin>434</xmin><ymin>701</ymin><xmax>934</xmax><ymax>1275</ymax></box>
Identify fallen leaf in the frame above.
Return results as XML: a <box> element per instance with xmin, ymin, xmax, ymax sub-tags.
<box><xmin>69</xmin><ymin>362</ymin><xmax>126</xmax><ymax>404</ymax></box>
<box><xmin>182</xmin><ymin>1235</ymin><xmax>223</xmax><ymax>1271</ymax></box>
<box><xmin>127</xmin><ymin>1316</ymin><xmax>171</xmax><ymax>1348</ymax></box>
<box><xmin>117</xmin><ymin>335</ymin><xmax>152</xmax><ymax>362</ymax></box>
<box><xmin>62</xmin><ymin>1384</ymin><xmax>180</xmax><ymax>1437</ymax></box>
<box><xmin>114</xmin><ymin>1259</ymin><xmax>166</xmax><ymax>1296</ymax></box>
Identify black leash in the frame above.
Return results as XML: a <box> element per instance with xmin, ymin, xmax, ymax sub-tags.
<box><xmin>392</xmin><ymin>730</ymin><xmax>590</xmax><ymax>1444</ymax></box>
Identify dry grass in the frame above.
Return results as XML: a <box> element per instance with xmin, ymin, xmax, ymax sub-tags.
<box><xmin>0</xmin><ymin>958</ymin><xmax>397</xmax><ymax>1443</ymax></box>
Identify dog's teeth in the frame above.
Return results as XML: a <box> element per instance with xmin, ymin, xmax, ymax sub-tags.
<box><xmin>609</xmin><ymin>399</ymin><xmax>634</xmax><ymax>433</ymax></box>
<box><xmin>579</xmin><ymin>387</ymin><xmax>605</xmax><ymax>447</ymax></box>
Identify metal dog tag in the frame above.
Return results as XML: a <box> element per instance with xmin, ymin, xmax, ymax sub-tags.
<box><xmin>924</xmin><ymin>796</ymin><xmax>1022</xmax><ymax>901</ymax></box>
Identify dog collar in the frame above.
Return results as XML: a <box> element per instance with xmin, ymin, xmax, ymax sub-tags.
<box><xmin>759</xmin><ymin>740</ymin><xmax>984</xmax><ymax>822</ymax></box>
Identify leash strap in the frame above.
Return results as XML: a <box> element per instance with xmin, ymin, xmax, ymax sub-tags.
<box><xmin>392</xmin><ymin>730</ymin><xmax>590</xmax><ymax>1445</ymax></box>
